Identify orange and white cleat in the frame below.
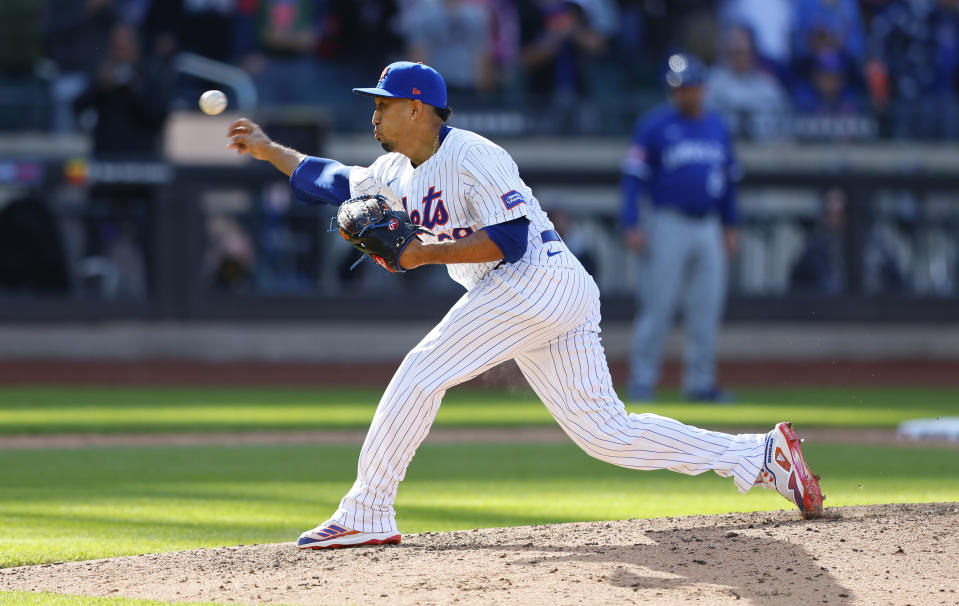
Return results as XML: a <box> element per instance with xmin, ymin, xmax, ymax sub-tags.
<box><xmin>296</xmin><ymin>521</ymin><xmax>401</xmax><ymax>550</ymax></box>
<box><xmin>757</xmin><ymin>422</ymin><xmax>824</xmax><ymax>519</ymax></box>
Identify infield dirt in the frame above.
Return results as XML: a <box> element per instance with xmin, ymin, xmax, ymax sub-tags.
<box><xmin>1</xmin><ymin>503</ymin><xmax>956</xmax><ymax>605</ymax></box>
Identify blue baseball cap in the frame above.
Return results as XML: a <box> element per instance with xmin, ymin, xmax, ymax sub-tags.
<box><xmin>353</xmin><ymin>61</ymin><xmax>448</xmax><ymax>108</ymax></box>
<box><xmin>664</xmin><ymin>53</ymin><xmax>706</xmax><ymax>89</ymax></box>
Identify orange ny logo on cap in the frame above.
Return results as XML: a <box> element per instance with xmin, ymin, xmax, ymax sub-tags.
<box><xmin>412</xmin><ymin>87</ymin><xmax>421</xmax><ymax>95</ymax></box>
<box><xmin>378</xmin><ymin>66</ymin><xmax>390</xmax><ymax>86</ymax></box>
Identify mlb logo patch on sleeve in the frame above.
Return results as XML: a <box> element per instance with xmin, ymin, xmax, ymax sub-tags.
<box><xmin>500</xmin><ymin>190</ymin><xmax>526</xmax><ymax>209</ymax></box>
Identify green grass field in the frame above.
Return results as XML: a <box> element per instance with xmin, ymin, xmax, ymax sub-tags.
<box><xmin>1</xmin><ymin>385</ymin><xmax>957</xmax><ymax>434</ymax></box>
<box><xmin>1</xmin><ymin>385</ymin><xmax>957</xmax><ymax>580</ymax></box>
<box><xmin>2</xmin><ymin>440</ymin><xmax>958</xmax><ymax>569</ymax></box>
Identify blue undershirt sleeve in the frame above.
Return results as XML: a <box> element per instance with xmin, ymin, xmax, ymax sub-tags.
<box><xmin>719</xmin><ymin>127</ymin><xmax>741</xmax><ymax>226</ymax></box>
<box><xmin>482</xmin><ymin>216</ymin><xmax>529</xmax><ymax>263</ymax></box>
<box><xmin>289</xmin><ymin>156</ymin><xmax>352</xmax><ymax>206</ymax></box>
<box><xmin>620</xmin><ymin>174</ymin><xmax>645</xmax><ymax>229</ymax></box>
<box><xmin>620</xmin><ymin>117</ymin><xmax>655</xmax><ymax>229</ymax></box>
<box><xmin>719</xmin><ymin>178</ymin><xmax>739</xmax><ymax>226</ymax></box>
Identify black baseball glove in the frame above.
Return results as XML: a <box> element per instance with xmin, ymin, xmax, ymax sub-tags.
<box><xmin>335</xmin><ymin>194</ymin><xmax>430</xmax><ymax>273</ymax></box>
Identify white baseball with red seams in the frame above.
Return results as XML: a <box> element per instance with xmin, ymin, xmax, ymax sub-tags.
<box><xmin>292</xmin><ymin>126</ymin><xmax>825</xmax><ymax>549</ymax></box>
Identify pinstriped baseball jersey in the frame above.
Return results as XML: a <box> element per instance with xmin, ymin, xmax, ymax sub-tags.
<box><xmin>348</xmin><ymin>128</ymin><xmax>568</xmax><ymax>290</ymax></box>
<box><xmin>318</xmin><ymin>125</ymin><xmax>771</xmax><ymax>535</ymax></box>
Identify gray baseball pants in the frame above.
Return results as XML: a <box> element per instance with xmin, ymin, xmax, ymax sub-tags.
<box><xmin>629</xmin><ymin>207</ymin><xmax>727</xmax><ymax>395</ymax></box>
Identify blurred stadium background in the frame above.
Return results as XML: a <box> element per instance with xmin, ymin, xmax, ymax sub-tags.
<box><xmin>1</xmin><ymin>0</ymin><xmax>958</xmax><ymax>389</ymax></box>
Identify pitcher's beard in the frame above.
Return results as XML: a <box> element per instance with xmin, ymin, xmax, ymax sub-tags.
<box><xmin>378</xmin><ymin>139</ymin><xmax>393</xmax><ymax>152</ymax></box>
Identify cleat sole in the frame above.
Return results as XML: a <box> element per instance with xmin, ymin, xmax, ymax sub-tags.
<box><xmin>299</xmin><ymin>534</ymin><xmax>401</xmax><ymax>550</ymax></box>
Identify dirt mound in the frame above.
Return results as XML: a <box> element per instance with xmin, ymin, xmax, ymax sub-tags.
<box><xmin>2</xmin><ymin>503</ymin><xmax>956</xmax><ymax>605</ymax></box>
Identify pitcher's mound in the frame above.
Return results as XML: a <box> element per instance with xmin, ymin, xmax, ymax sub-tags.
<box><xmin>2</xmin><ymin>503</ymin><xmax>956</xmax><ymax>605</ymax></box>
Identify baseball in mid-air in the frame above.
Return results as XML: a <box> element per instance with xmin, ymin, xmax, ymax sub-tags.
<box><xmin>199</xmin><ymin>90</ymin><xmax>228</xmax><ymax>115</ymax></box>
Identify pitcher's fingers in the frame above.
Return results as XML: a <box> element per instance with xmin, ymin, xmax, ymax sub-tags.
<box><xmin>226</xmin><ymin>118</ymin><xmax>252</xmax><ymax>136</ymax></box>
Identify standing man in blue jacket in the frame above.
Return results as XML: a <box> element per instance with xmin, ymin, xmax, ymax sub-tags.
<box><xmin>621</xmin><ymin>53</ymin><xmax>741</xmax><ymax>403</ymax></box>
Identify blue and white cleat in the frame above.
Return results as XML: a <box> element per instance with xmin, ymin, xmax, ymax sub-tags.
<box><xmin>296</xmin><ymin>521</ymin><xmax>401</xmax><ymax>550</ymax></box>
<box><xmin>757</xmin><ymin>422</ymin><xmax>825</xmax><ymax>519</ymax></box>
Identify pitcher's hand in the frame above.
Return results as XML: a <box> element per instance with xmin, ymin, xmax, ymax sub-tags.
<box><xmin>227</xmin><ymin>118</ymin><xmax>274</xmax><ymax>161</ymax></box>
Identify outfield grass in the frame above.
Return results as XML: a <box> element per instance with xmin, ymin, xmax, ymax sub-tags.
<box><xmin>1</xmin><ymin>440</ymin><xmax>957</xmax><ymax>568</ymax></box>
<box><xmin>2</xmin><ymin>384</ymin><xmax>957</xmax><ymax>576</ymax></box>
<box><xmin>0</xmin><ymin>386</ymin><xmax>957</xmax><ymax>434</ymax></box>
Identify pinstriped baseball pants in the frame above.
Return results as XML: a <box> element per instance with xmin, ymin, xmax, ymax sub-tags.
<box><xmin>330</xmin><ymin>259</ymin><xmax>765</xmax><ymax>533</ymax></box>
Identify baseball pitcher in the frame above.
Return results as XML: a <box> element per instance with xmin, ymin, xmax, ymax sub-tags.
<box><xmin>226</xmin><ymin>61</ymin><xmax>823</xmax><ymax>550</ymax></box>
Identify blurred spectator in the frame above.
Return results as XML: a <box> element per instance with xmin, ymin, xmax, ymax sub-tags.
<box><xmin>793</xmin><ymin>0</ymin><xmax>866</xmax><ymax>62</ymax></box>
<box><xmin>0</xmin><ymin>0</ymin><xmax>47</xmax><ymax>131</ymax></box>
<box><xmin>706</xmin><ymin>24</ymin><xmax>790</xmax><ymax>140</ymax></box>
<box><xmin>790</xmin><ymin>187</ymin><xmax>848</xmax><ymax>294</ymax></box>
<box><xmin>115</xmin><ymin>0</ymin><xmax>153</xmax><ymax>26</ymax></box>
<box><xmin>240</xmin><ymin>0</ymin><xmax>327</xmax><ymax>107</ymax></box>
<box><xmin>719</xmin><ymin>0</ymin><xmax>794</xmax><ymax>66</ymax></box>
<box><xmin>0</xmin><ymin>0</ymin><xmax>43</xmax><ymax>75</ymax></box>
<box><xmin>399</xmin><ymin>0</ymin><xmax>495</xmax><ymax>97</ymax></box>
<box><xmin>632</xmin><ymin>1</ymin><xmax>718</xmax><ymax>62</ymax></box>
<box><xmin>789</xmin><ymin>5</ymin><xmax>870</xmax><ymax>121</ymax></box>
<box><xmin>792</xmin><ymin>49</ymin><xmax>863</xmax><ymax>115</ymax></box>
<box><xmin>575</xmin><ymin>0</ymin><xmax>619</xmax><ymax>38</ymax></box>
<box><xmin>867</xmin><ymin>0</ymin><xmax>959</xmax><ymax>139</ymax></box>
<box><xmin>485</xmin><ymin>0</ymin><xmax>523</xmax><ymax>90</ymax></box>
<box><xmin>517</xmin><ymin>0</ymin><xmax>608</xmax><ymax>129</ymax></box>
<box><xmin>141</xmin><ymin>0</ymin><xmax>236</xmax><ymax>63</ymax></box>
<box><xmin>79</xmin><ymin>216</ymin><xmax>148</xmax><ymax>299</ymax></box>
<box><xmin>860</xmin><ymin>0</ymin><xmax>897</xmax><ymax>23</ymax></box>
<box><xmin>74</xmin><ymin>23</ymin><xmax>174</xmax><ymax>157</ymax></box>
<box><xmin>615</xmin><ymin>1</ymin><xmax>714</xmax><ymax>89</ymax></box>
<box><xmin>616</xmin><ymin>0</ymin><xmax>644</xmax><ymax>70</ymax></box>
<box><xmin>0</xmin><ymin>192</ymin><xmax>70</xmax><ymax>294</ymax></box>
<box><xmin>72</xmin><ymin>23</ymin><xmax>172</xmax><ymax>301</ymax></box>
<box><xmin>44</xmin><ymin>0</ymin><xmax>119</xmax><ymax>133</ymax></box>
<box><xmin>792</xmin><ymin>4</ymin><xmax>864</xmax><ymax>78</ymax></box>
<box><xmin>319</xmin><ymin>1</ymin><xmax>403</xmax><ymax>73</ymax></box>
<box><xmin>205</xmin><ymin>215</ymin><xmax>255</xmax><ymax>292</ymax></box>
